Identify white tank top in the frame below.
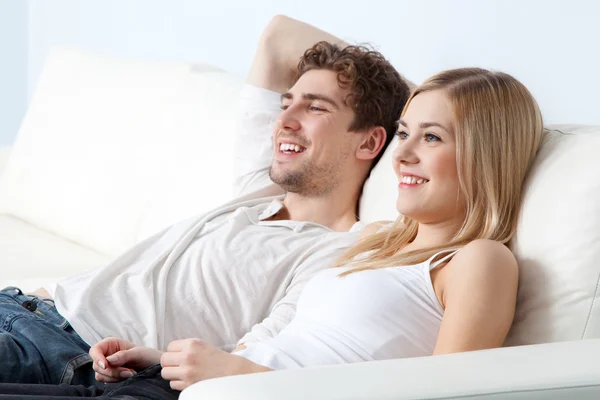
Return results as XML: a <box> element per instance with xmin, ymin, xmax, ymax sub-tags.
<box><xmin>236</xmin><ymin>248</ymin><xmax>459</xmax><ymax>370</ymax></box>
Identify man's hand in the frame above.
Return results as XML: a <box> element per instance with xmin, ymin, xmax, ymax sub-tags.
<box><xmin>160</xmin><ymin>339</ymin><xmax>271</xmax><ymax>391</ymax></box>
<box><xmin>89</xmin><ymin>337</ymin><xmax>163</xmax><ymax>383</ymax></box>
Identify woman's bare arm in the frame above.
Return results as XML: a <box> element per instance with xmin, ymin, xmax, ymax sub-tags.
<box><xmin>433</xmin><ymin>239</ymin><xmax>518</xmax><ymax>354</ymax></box>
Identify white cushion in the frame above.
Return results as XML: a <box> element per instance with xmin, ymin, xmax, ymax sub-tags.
<box><xmin>507</xmin><ymin>124</ymin><xmax>600</xmax><ymax>345</ymax></box>
<box><xmin>361</xmin><ymin>124</ymin><xmax>600</xmax><ymax>345</ymax></box>
<box><xmin>0</xmin><ymin>214</ymin><xmax>110</xmax><ymax>292</ymax></box>
<box><xmin>0</xmin><ymin>48</ymin><xmax>244</xmax><ymax>257</ymax></box>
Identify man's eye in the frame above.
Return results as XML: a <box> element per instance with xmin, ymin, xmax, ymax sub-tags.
<box><xmin>425</xmin><ymin>133</ymin><xmax>441</xmax><ymax>142</ymax></box>
<box><xmin>309</xmin><ymin>106</ymin><xmax>326</xmax><ymax>112</ymax></box>
<box><xmin>396</xmin><ymin>131</ymin><xmax>409</xmax><ymax>140</ymax></box>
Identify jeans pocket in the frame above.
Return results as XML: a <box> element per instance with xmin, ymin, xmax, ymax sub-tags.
<box><xmin>60</xmin><ymin>352</ymin><xmax>94</xmax><ymax>385</ymax></box>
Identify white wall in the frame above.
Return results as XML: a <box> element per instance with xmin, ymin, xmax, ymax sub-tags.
<box><xmin>0</xmin><ymin>0</ymin><xmax>28</xmax><ymax>145</ymax></box>
<box><xmin>4</xmin><ymin>0</ymin><xmax>600</xmax><ymax>143</ymax></box>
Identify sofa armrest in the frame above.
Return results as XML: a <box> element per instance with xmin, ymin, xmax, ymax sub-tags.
<box><xmin>181</xmin><ymin>339</ymin><xmax>600</xmax><ymax>400</ymax></box>
<box><xmin>0</xmin><ymin>145</ymin><xmax>11</xmax><ymax>178</ymax></box>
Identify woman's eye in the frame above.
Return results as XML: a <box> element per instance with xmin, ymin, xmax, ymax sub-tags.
<box><xmin>280</xmin><ymin>105</ymin><xmax>290</xmax><ymax>110</ymax></box>
<box><xmin>396</xmin><ymin>131</ymin><xmax>409</xmax><ymax>140</ymax></box>
<box><xmin>424</xmin><ymin>133</ymin><xmax>441</xmax><ymax>142</ymax></box>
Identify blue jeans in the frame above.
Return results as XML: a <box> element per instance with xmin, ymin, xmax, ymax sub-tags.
<box><xmin>0</xmin><ymin>287</ymin><xmax>95</xmax><ymax>386</ymax></box>
<box><xmin>0</xmin><ymin>365</ymin><xmax>180</xmax><ymax>400</ymax></box>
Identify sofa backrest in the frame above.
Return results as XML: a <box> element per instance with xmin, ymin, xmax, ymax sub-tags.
<box><xmin>0</xmin><ymin>48</ymin><xmax>244</xmax><ymax>256</ymax></box>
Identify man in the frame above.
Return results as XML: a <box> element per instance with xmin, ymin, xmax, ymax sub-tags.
<box><xmin>0</xmin><ymin>15</ymin><xmax>410</xmax><ymax>388</ymax></box>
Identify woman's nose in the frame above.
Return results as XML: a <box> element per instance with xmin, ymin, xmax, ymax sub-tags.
<box><xmin>393</xmin><ymin>139</ymin><xmax>419</xmax><ymax>164</ymax></box>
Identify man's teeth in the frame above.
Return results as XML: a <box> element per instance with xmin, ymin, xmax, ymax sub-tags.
<box><xmin>400</xmin><ymin>176</ymin><xmax>429</xmax><ymax>185</ymax></box>
<box><xmin>279</xmin><ymin>143</ymin><xmax>304</xmax><ymax>153</ymax></box>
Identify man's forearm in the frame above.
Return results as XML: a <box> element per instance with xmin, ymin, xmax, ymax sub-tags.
<box><xmin>247</xmin><ymin>15</ymin><xmax>347</xmax><ymax>93</ymax></box>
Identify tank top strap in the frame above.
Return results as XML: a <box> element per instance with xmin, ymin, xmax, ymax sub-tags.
<box><xmin>427</xmin><ymin>248</ymin><xmax>461</xmax><ymax>271</ymax></box>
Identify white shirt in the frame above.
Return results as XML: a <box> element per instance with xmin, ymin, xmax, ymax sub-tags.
<box><xmin>50</xmin><ymin>85</ymin><xmax>363</xmax><ymax>351</ymax></box>
<box><xmin>236</xmin><ymin>249</ymin><xmax>459</xmax><ymax>369</ymax></box>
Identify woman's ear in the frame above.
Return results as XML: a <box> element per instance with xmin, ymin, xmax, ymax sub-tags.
<box><xmin>356</xmin><ymin>126</ymin><xmax>387</xmax><ymax>161</ymax></box>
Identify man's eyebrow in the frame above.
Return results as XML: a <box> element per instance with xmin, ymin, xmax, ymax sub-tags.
<box><xmin>280</xmin><ymin>92</ymin><xmax>340</xmax><ymax>110</ymax></box>
<box><xmin>302</xmin><ymin>93</ymin><xmax>340</xmax><ymax>110</ymax></box>
<box><xmin>398</xmin><ymin>119</ymin><xmax>452</xmax><ymax>133</ymax></box>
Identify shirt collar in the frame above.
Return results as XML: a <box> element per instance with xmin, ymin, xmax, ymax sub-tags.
<box><xmin>258</xmin><ymin>199</ymin><xmax>285</xmax><ymax>221</ymax></box>
<box><xmin>258</xmin><ymin>199</ymin><xmax>365</xmax><ymax>233</ymax></box>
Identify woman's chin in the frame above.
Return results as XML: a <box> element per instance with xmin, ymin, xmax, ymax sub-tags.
<box><xmin>395</xmin><ymin>207</ymin><xmax>416</xmax><ymax>220</ymax></box>
<box><xmin>396</xmin><ymin>200</ymin><xmax>416</xmax><ymax>216</ymax></box>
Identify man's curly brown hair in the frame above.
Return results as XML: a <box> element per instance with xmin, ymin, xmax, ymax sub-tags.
<box><xmin>295</xmin><ymin>41</ymin><xmax>411</xmax><ymax>168</ymax></box>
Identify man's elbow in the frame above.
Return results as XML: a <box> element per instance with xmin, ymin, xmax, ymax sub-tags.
<box><xmin>259</xmin><ymin>15</ymin><xmax>294</xmax><ymax>53</ymax></box>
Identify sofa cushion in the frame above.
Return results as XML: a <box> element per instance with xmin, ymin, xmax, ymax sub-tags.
<box><xmin>0</xmin><ymin>214</ymin><xmax>110</xmax><ymax>292</ymax></box>
<box><xmin>0</xmin><ymin>48</ymin><xmax>244</xmax><ymax>257</ymax></box>
<box><xmin>360</xmin><ymin>124</ymin><xmax>600</xmax><ymax>344</ymax></box>
<box><xmin>506</xmin><ymin>125</ymin><xmax>600</xmax><ymax>345</ymax></box>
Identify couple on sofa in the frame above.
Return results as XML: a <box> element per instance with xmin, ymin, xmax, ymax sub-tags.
<box><xmin>0</xmin><ymin>15</ymin><xmax>546</xmax><ymax>400</ymax></box>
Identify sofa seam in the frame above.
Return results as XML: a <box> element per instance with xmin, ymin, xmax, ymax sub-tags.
<box><xmin>582</xmin><ymin>269</ymin><xmax>600</xmax><ymax>339</ymax></box>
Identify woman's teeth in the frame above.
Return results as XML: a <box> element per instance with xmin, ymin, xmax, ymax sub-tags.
<box><xmin>400</xmin><ymin>175</ymin><xmax>429</xmax><ymax>185</ymax></box>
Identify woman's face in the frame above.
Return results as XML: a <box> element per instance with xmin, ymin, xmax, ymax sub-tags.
<box><xmin>392</xmin><ymin>89</ymin><xmax>465</xmax><ymax>225</ymax></box>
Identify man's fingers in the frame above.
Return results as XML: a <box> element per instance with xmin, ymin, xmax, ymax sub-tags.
<box><xmin>89</xmin><ymin>345</ymin><xmax>109</xmax><ymax>370</ymax></box>
<box><xmin>90</xmin><ymin>336</ymin><xmax>127</xmax><ymax>370</ymax></box>
<box><xmin>160</xmin><ymin>366</ymin><xmax>181</xmax><ymax>381</ymax></box>
<box><xmin>105</xmin><ymin>349</ymin><xmax>131</xmax><ymax>367</ymax></box>
<box><xmin>93</xmin><ymin>365</ymin><xmax>135</xmax><ymax>382</ymax></box>
<box><xmin>95</xmin><ymin>372</ymin><xmax>122</xmax><ymax>383</ymax></box>
<box><xmin>169</xmin><ymin>380</ymin><xmax>188</xmax><ymax>392</ymax></box>
<box><xmin>167</xmin><ymin>338</ymin><xmax>206</xmax><ymax>352</ymax></box>
<box><xmin>166</xmin><ymin>339</ymin><xmax>186</xmax><ymax>352</ymax></box>
<box><xmin>160</xmin><ymin>351</ymin><xmax>183</xmax><ymax>368</ymax></box>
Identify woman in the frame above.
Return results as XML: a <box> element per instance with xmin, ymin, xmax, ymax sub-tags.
<box><xmin>0</xmin><ymin>67</ymin><xmax>545</xmax><ymax>400</ymax></box>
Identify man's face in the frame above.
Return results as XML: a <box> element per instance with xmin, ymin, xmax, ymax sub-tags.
<box><xmin>269</xmin><ymin>69</ymin><xmax>360</xmax><ymax>197</ymax></box>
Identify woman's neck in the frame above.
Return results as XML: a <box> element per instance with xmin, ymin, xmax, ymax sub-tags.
<box><xmin>399</xmin><ymin>219</ymin><xmax>462</xmax><ymax>254</ymax></box>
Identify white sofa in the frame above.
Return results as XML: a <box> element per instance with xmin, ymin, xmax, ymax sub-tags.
<box><xmin>1</xmin><ymin>48</ymin><xmax>600</xmax><ymax>399</ymax></box>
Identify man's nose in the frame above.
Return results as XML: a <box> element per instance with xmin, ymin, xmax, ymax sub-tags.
<box><xmin>277</xmin><ymin>106</ymin><xmax>301</xmax><ymax>131</ymax></box>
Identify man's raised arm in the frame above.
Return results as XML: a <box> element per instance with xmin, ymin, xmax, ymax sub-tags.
<box><xmin>247</xmin><ymin>15</ymin><xmax>347</xmax><ymax>93</ymax></box>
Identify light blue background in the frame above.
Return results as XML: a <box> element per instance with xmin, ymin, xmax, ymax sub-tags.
<box><xmin>1</xmin><ymin>0</ymin><xmax>599</xmax><ymax>144</ymax></box>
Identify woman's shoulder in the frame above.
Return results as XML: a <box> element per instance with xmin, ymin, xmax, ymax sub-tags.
<box><xmin>438</xmin><ymin>239</ymin><xmax>518</xmax><ymax>307</ymax></box>
<box><xmin>459</xmin><ymin>239</ymin><xmax>515</xmax><ymax>259</ymax></box>
<box><xmin>447</xmin><ymin>239</ymin><xmax>517</xmax><ymax>281</ymax></box>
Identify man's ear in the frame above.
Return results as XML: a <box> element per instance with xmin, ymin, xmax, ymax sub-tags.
<box><xmin>356</xmin><ymin>126</ymin><xmax>387</xmax><ymax>161</ymax></box>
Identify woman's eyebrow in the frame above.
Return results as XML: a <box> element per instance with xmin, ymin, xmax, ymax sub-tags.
<box><xmin>398</xmin><ymin>119</ymin><xmax>451</xmax><ymax>133</ymax></box>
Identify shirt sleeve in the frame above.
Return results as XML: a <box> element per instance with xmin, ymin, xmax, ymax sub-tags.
<box><xmin>236</xmin><ymin>230</ymin><xmax>361</xmax><ymax>346</ymax></box>
<box><xmin>233</xmin><ymin>84</ymin><xmax>282</xmax><ymax>198</ymax></box>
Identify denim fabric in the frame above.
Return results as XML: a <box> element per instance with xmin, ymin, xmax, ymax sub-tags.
<box><xmin>0</xmin><ymin>365</ymin><xmax>180</xmax><ymax>400</ymax></box>
<box><xmin>0</xmin><ymin>287</ymin><xmax>95</xmax><ymax>386</ymax></box>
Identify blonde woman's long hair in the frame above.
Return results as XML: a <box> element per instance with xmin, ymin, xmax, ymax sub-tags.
<box><xmin>336</xmin><ymin>68</ymin><xmax>546</xmax><ymax>275</ymax></box>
